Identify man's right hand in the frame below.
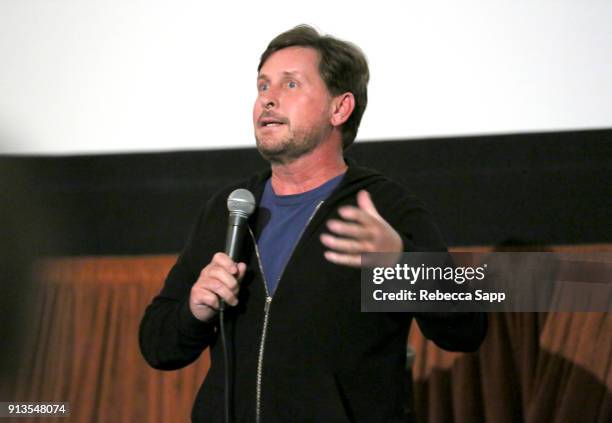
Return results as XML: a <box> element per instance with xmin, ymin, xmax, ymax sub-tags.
<box><xmin>189</xmin><ymin>252</ymin><xmax>247</xmax><ymax>322</ymax></box>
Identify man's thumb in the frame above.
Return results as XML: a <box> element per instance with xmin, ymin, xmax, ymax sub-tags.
<box><xmin>357</xmin><ymin>190</ymin><xmax>380</xmax><ymax>217</ymax></box>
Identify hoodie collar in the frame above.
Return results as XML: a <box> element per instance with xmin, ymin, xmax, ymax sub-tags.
<box><xmin>245</xmin><ymin>157</ymin><xmax>386</xmax><ymax>238</ymax></box>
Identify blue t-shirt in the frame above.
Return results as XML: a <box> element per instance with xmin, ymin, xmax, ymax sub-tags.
<box><xmin>257</xmin><ymin>173</ymin><xmax>345</xmax><ymax>295</ymax></box>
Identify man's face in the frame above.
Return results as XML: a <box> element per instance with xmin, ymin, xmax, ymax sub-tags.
<box><xmin>253</xmin><ymin>46</ymin><xmax>334</xmax><ymax>164</ymax></box>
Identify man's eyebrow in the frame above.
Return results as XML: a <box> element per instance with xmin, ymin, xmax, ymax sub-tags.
<box><xmin>281</xmin><ymin>70</ymin><xmax>302</xmax><ymax>78</ymax></box>
<box><xmin>257</xmin><ymin>70</ymin><xmax>304</xmax><ymax>80</ymax></box>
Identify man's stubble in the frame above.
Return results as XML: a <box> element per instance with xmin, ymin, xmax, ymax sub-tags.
<box><xmin>255</xmin><ymin>120</ymin><xmax>331</xmax><ymax>165</ymax></box>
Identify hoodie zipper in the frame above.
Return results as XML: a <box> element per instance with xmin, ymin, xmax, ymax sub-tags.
<box><xmin>250</xmin><ymin>200</ymin><xmax>324</xmax><ymax>423</ymax></box>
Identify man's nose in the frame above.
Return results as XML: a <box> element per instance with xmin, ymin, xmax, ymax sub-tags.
<box><xmin>260</xmin><ymin>88</ymin><xmax>278</xmax><ymax>109</ymax></box>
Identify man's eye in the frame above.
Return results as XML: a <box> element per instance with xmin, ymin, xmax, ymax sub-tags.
<box><xmin>287</xmin><ymin>81</ymin><xmax>297</xmax><ymax>88</ymax></box>
<box><xmin>259</xmin><ymin>83</ymin><xmax>269</xmax><ymax>91</ymax></box>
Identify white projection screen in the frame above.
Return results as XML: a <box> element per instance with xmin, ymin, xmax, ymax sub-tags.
<box><xmin>1</xmin><ymin>0</ymin><xmax>611</xmax><ymax>155</ymax></box>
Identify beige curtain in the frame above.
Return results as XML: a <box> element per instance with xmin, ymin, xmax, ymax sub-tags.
<box><xmin>410</xmin><ymin>244</ymin><xmax>612</xmax><ymax>423</ymax></box>
<box><xmin>410</xmin><ymin>312</ymin><xmax>611</xmax><ymax>423</ymax></box>
<box><xmin>11</xmin><ymin>256</ymin><xmax>210</xmax><ymax>423</ymax></box>
<box><xmin>8</xmin><ymin>247</ymin><xmax>611</xmax><ymax>422</ymax></box>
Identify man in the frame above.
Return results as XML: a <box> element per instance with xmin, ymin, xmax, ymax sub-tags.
<box><xmin>139</xmin><ymin>25</ymin><xmax>486</xmax><ymax>423</ymax></box>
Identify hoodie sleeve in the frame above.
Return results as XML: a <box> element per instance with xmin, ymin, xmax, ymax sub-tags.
<box><xmin>138</xmin><ymin>201</ymin><xmax>219</xmax><ymax>370</ymax></box>
<box><xmin>373</xmin><ymin>180</ymin><xmax>488</xmax><ymax>352</ymax></box>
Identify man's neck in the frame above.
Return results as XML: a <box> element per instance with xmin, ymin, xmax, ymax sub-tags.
<box><xmin>270</xmin><ymin>144</ymin><xmax>347</xmax><ymax>195</ymax></box>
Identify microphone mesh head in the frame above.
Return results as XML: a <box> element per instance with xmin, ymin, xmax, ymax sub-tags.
<box><xmin>227</xmin><ymin>189</ymin><xmax>256</xmax><ymax>217</ymax></box>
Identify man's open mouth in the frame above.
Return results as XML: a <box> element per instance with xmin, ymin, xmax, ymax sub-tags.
<box><xmin>259</xmin><ymin>115</ymin><xmax>288</xmax><ymax>127</ymax></box>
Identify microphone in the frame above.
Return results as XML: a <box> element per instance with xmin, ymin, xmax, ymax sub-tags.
<box><xmin>225</xmin><ymin>188</ymin><xmax>256</xmax><ymax>261</ymax></box>
<box><xmin>220</xmin><ymin>188</ymin><xmax>256</xmax><ymax>423</ymax></box>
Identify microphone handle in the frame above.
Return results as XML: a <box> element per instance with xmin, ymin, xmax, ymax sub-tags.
<box><xmin>225</xmin><ymin>213</ymin><xmax>248</xmax><ymax>261</ymax></box>
<box><xmin>220</xmin><ymin>212</ymin><xmax>247</xmax><ymax>311</ymax></box>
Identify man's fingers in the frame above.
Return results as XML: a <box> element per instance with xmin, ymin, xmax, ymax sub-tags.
<box><xmin>236</xmin><ymin>262</ymin><xmax>247</xmax><ymax>281</ymax></box>
<box><xmin>195</xmin><ymin>280</ymin><xmax>239</xmax><ymax>306</ymax></box>
<box><xmin>323</xmin><ymin>191</ymin><xmax>402</xmax><ymax>269</ymax></box>
<box><xmin>206</xmin><ymin>266</ymin><xmax>239</xmax><ymax>293</ymax></box>
<box><xmin>326</xmin><ymin>219</ymin><xmax>372</xmax><ymax>240</ymax></box>
<box><xmin>190</xmin><ymin>255</ymin><xmax>246</xmax><ymax>321</ymax></box>
<box><xmin>194</xmin><ymin>258</ymin><xmax>247</xmax><ymax>308</ymax></box>
<box><xmin>337</xmin><ymin>205</ymin><xmax>375</xmax><ymax>225</ymax></box>
<box><xmin>323</xmin><ymin>250</ymin><xmax>361</xmax><ymax>268</ymax></box>
<box><xmin>356</xmin><ymin>190</ymin><xmax>380</xmax><ymax>217</ymax></box>
<box><xmin>191</xmin><ymin>288</ymin><xmax>221</xmax><ymax>311</ymax></box>
<box><xmin>320</xmin><ymin>233</ymin><xmax>370</xmax><ymax>254</ymax></box>
<box><xmin>211</xmin><ymin>252</ymin><xmax>239</xmax><ymax>274</ymax></box>
<box><xmin>337</xmin><ymin>191</ymin><xmax>380</xmax><ymax>223</ymax></box>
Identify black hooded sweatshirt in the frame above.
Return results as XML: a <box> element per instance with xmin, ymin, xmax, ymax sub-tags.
<box><xmin>139</xmin><ymin>163</ymin><xmax>487</xmax><ymax>423</ymax></box>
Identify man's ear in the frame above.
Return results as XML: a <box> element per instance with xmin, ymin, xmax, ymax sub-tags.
<box><xmin>330</xmin><ymin>93</ymin><xmax>355</xmax><ymax>127</ymax></box>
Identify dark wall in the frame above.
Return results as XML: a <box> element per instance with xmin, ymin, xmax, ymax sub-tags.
<box><xmin>1</xmin><ymin>129</ymin><xmax>610</xmax><ymax>256</ymax></box>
